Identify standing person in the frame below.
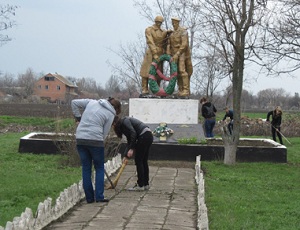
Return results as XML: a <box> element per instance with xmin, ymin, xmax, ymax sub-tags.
<box><xmin>167</xmin><ymin>17</ymin><xmax>193</xmax><ymax>97</ymax></box>
<box><xmin>266</xmin><ymin>106</ymin><xmax>283</xmax><ymax>144</ymax></box>
<box><xmin>140</xmin><ymin>15</ymin><xmax>169</xmax><ymax>95</ymax></box>
<box><xmin>71</xmin><ymin>97</ymin><xmax>121</xmax><ymax>203</ymax></box>
<box><xmin>222</xmin><ymin>107</ymin><xmax>234</xmax><ymax>135</ymax></box>
<box><xmin>113</xmin><ymin>116</ymin><xmax>153</xmax><ymax>191</ymax></box>
<box><xmin>200</xmin><ymin>97</ymin><xmax>217</xmax><ymax>138</ymax></box>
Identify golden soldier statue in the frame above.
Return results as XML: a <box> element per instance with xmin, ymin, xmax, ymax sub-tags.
<box><xmin>167</xmin><ymin>17</ymin><xmax>193</xmax><ymax>97</ymax></box>
<box><xmin>140</xmin><ymin>16</ymin><xmax>169</xmax><ymax>95</ymax></box>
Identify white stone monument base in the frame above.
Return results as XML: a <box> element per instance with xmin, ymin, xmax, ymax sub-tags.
<box><xmin>129</xmin><ymin>98</ymin><xmax>199</xmax><ymax>124</ymax></box>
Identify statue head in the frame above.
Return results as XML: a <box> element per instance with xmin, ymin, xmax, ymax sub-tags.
<box><xmin>171</xmin><ymin>17</ymin><xmax>181</xmax><ymax>30</ymax></box>
<box><xmin>171</xmin><ymin>17</ymin><xmax>181</xmax><ymax>22</ymax></box>
<box><xmin>154</xmin><ymin>15</ymin><xmax>164</xmax><ymax>23</ymax></box>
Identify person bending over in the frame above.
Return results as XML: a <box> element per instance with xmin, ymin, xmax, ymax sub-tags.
<box><xmin>266</xmin><ymin>106</ymin><xmax>283</xmax><ymax>145</ymax></box>
<box><xmin>71</xmin><ymin>97</ymin><xmax>121</xmax><ymax>203</ymax></box>
<box><xmin>113</xmin><ymin>116</ymin><xmax>153</xmax><ymax>191</ymax></box>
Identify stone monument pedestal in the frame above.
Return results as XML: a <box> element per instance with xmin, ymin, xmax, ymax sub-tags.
<box><xmin>129</xmin><ymin>98</ymin><xmax>205</xmax><ymax>142</ymax></box>
<box><xmin>129</xmin><ymin>98</ymin><xmax>199</xmax><ymax>124</ymax></box>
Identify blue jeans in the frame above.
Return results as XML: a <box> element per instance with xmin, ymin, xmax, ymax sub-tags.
<box><xmin>77</xmin><ymin>145</ymin><xmax>105</xmax><ymax>203</ymax></box>
<box><xmin>204</xmin><ymin>118</ymin><xmax>216</xmax><ymax>138</ymax></box>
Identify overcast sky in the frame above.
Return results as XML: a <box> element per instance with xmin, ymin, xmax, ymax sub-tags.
<box><xmin>1</xmin><ymin>0</ymin><xmax>299</xmax><ymax>96</ymax></box>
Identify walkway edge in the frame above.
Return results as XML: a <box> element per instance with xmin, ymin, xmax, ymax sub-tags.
<box><xmin>0</xmin><ymin>154</ymin><xmax>122</xmax><ymax>230</ymax></box>
<box><xmin>195</xmin><ymin>155</ymin><xmax>209</xmax><ymax>230</ymax></box>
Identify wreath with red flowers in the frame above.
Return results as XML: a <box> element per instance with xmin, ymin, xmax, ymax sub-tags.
<box><xmin>148</xmin><ymin>54</ymin><xmax>178</xmax><ymax>96</ymax></box>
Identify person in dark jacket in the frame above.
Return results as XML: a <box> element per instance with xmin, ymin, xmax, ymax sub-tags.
<box><xmin>200</xmin><ymin>97</ymin><xmax>217</xmax><ymax>138</ymax></box>
<box><xmin>266</xmin><ymin>106</ymin><xmax>283</xmax><ymax>144</ymax></box>
<box><xmin>222</xmin><ymin>107</ymin><xmax>234</xmax><ymax>135</ymax></box>
<box><xmin>113</xmin><ymin>116</ymin><xmax>153</xmax><ymax>191</ymax></box>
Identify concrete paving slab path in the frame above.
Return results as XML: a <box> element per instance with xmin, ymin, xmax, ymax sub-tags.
<box><xmin>45</xmin><ymin>164</ymin><xmax>197</xmax><ymax>230</ymax></box>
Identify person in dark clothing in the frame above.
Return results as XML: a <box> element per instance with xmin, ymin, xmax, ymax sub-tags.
<box><xmin>113</xmin><ymin>116</ymin><xmax>153</xmax><ymax>191</ymax></box>
<box><xmin>200</xmin><ymin>97</ymin><xmax>217</xmax><ymax>138</ymax></box>
<box><xmin>222</xmin><ymin>107</ymin><xmax>234</xmax><ymax>135</ymax></box>
<box><xmin>266</xmin><ymin>106</ymin><xmax>283</xmax><ymax>145</ymax></box>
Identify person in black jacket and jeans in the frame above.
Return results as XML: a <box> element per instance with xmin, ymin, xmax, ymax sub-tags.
<box><xmin>113</xmin><ymin>116</ymin><xmax>153</xmax><ymax>191</ymax></box>
<box><xmin>266</xmin><ymin>106</ymin><xmax>283</xmax><ymax>145</ymax></box>
<box><xmin>200</xmin><ymin>97</ymin><xmax>217</xmax><ymax>138</ymax></box>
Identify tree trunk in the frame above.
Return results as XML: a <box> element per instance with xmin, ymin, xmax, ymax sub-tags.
<box><xmin>222</xmin><ymin>127</ymin><xmax>238</xmax><ymax>165</ymax></box>
<box><xmin>223</xmin><ymin>35</ymin><xmax>244</xmax><ymax>165</ymax></box>
<box><xmin>223</xmin><ymin>137</ymin><xmax>237</xmax><ymax>164</ymax></box>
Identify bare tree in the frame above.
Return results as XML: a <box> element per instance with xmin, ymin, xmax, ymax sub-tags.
<box><xmin>0</xmin><ymin>4</ymin><xmax>17</xmax><ymax>47</ymax></box>
<box><xmin>193</xmin><ymin>53</ymin><xmax>227</xmax><ymax>98</ymax></box>
<box><xmin>0</xmin><ymin>72</ymin><xmax>16</xmax><ymax>88</ymax></box>
<box><xmin>75</xmin><ymin>77</ymin><xmax>100</xmax><ymax>95</ymax></box>
<box><xmin>17</xmin><ymin>68</ymin><xmax>38</xmax><ymax>98</ymax></box>
<box><xmin>289</xmin><ymin>92</ymin><xmax>300</xmax><ymax>109</ymax></box>
<box><xmin>241</xmin><ymin>89</ymin><xmax>255</xmax><ymax>110</ymax></box>
<box><xmin>197</xmin><ymin>0</ymin><xmax>272</xmax><ymax>164</ymax></box>
<box><xmin>107</xmin><ymin>34</ymin><xmax>146</xmax><ymax>94</ymax></box>
<box><xmin>257</xmin><ymin>88</ymin><xmax>289</xmax><ymax>108</ymax></box>
<box><xmin>0</xmin><ymin>72</ymin><xmax>17</xmax><ymax>96</ymax></box>
<box><xmin>261</xmin><ymin>1</ymin><xmax>300</xmax><ymax>74</ymax></box>
<box><xmin>105</xmin><ymin>75</ymin><xmax>122</xmax><ymax>97</ymax></box>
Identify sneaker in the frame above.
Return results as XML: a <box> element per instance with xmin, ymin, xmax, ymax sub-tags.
<box><xmin>144</xmin><ymin>185</ymin><xmax>150</xmax><ymax>191</ymax></box>
<box><xmin>127</xmin><ymin>183</ymin><xmax>144</xmax><ymax>191</ymax></box>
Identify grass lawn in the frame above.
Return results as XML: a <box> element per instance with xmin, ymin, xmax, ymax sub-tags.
<box><xmin>0</xmin><ymin>132</ymin><xmax>81</xmax><ymax>227</ymax></box>
<box><xmin>202</xmin><ymin>137</ymin><xmax>300</xmax><ymax>229</ymax></box>
<box><xmin>0</xmin><ymin>115</ymin><xmax>299</xmax><ymax>229</ymax></box>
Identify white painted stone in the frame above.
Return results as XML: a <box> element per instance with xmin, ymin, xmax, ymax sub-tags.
<box><xmin>195</xmin><ymin>155</ymin><xmax>209</xmax><ymax>230</ymax></box>
<box><xmin>1</xmin><ymin>155</ymin><xmax>123</xmax><ymax>230</ymax></box>
<box><xmin>129</xmin><ymin>98</ymin><xmax>199</xmax><ymax>124</ymax></box>
<box><xmin>2</xmin><ymin>154</ymin><xmax>208</xmax><ymax>230</ymax></box>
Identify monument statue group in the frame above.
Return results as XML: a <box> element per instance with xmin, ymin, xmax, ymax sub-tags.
<box><xmin>140</xmin><ymin>16</ymin><xmax>193</xmax><ymax>98</ymax></box>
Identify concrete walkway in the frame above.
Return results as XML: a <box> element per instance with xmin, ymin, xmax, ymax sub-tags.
<box><xmin>45</xmin><ymin>164</ymin><xmax>197</xmax><ymax>230</ymax></box>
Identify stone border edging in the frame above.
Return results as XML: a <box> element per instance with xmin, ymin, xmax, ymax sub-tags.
<box><xmin>195</xmin><ymin>155</ymin><xmax>209</xmax><ymax>230</ymax></box>
<box><xmin>0</xmin><ymin>154</ymin><xmax>122</xmax><ymax>230</ymax></box>
<box><xmin>1</xmin><ymin>154</ymin><xmax>209</xmax><ymax>229</ymax></box>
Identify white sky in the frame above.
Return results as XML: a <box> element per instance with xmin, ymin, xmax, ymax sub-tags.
<box><xmin>1</xmin><ymin>0</ymin><xmax>299</xmax><ymax>96</ymax></box>
<box><xmin>0</xmin><ymin>0</ymin><xmax>148</xmax><ymax>85</ymax></box>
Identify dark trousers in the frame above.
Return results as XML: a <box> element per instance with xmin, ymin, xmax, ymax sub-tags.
<box><xmin>271</xmin><ymin>126</ymin><xmax>283</xmax><ymax>144</ymax></box>
<box><xmin>228</xmin><ymin>120</ymin><xmax>233</xmax><ymax>135</ymax></box>
<box><xmin>134</xmin><ymin>131</ymin><xmax>153</xmax><ymax>187</ymax></box>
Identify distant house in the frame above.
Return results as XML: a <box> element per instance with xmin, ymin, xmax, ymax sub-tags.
<box><xmin>33</xmin><ymin>73</ymin><xmax>78</xmax><ymax>103</ymax></box>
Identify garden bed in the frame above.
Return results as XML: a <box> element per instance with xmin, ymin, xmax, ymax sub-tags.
<box><xmin>18</xmin><ymin>132</ymin><xmax>74</xmax><ymax>154</ymax></box>
<box><xmin>19</xmin><ymin>133</ymin><xmax>287</xmax><ymax>163</ymax></box>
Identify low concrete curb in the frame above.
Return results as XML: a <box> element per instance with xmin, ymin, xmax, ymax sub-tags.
<box><xmin>0</xmin><ymin>155</ymin><xmax>122</xmax><ymax>230</ymax></box>
<box><xmin>195</xmin><ymin>155</ymin><xmax>209</xmax><ymax>229</ymax></box>
<box><xmin>1</xmin><ymin>154</ymin><xmax>210</xmax><ymax>230</ymax></box>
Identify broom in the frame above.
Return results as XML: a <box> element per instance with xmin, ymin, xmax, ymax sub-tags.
<box><xmin>106</xmin><ymin>158</ymin><xmax>128</xmax><ymax>189</ymax></box>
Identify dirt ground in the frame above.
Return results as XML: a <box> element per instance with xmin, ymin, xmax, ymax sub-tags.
<box><xmin>0</xmin><ymin>103</ymin><xmax>73</xmax><ymax>118</ymax></box>
<box><xmin>1</xmin><ymin>103</ymin><xmax>299</xmax><ymax>137</ymax></box>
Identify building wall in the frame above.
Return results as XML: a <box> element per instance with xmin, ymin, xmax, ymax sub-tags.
<box><xmin>34</xmin><ymin>77</ymin><xmax>69</xmax><ymax>102</ymax></box>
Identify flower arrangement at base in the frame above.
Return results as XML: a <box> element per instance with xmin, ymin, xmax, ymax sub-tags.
<box><xmin>152</xmin><ymin>123</ymin><xmax>174</xmax><ymax>137</ymax></box>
